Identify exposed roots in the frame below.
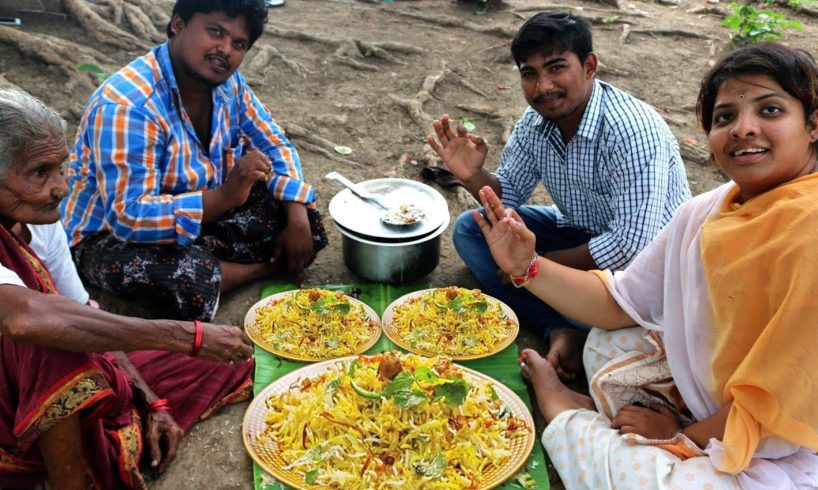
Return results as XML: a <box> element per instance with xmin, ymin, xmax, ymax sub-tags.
<box><xmin>455</xmin><ymin>104</ymin><xmax>518</xmax><ymax>144</ymax></box>
<box><xmin>380</xmin><ymin>8</ymin><xmax>516</xmax><ymax>38</ymax></box>
<box><xmin>264</xmin><ymin>24</ymin><xmax>420</xmax><ymax>70</ymax></box>
<box><xmin>124</xmin><ymin>0</ymin><xmax>171</xmax><ymax>27</ymax></box>
<box><xmin>123</xmin><ymin>3</ymin><xmax>165</xmax><ymax>44</ymax></box>
<box><xmin>245</xmin><ymin>46</ymin><xmax>312</xmax><ymax>79</ymax></box>
<box><xmin>284</xmin><ymin>122</ymin><xmax>365</xmax><ymax>168</ymax></box>
<box><xmin>389</xmin><ymin>64</ymin><xmax>449</xmax><ymax>133</ymax></box>
<box><xmin>0</xmin><ymin>25</ymin><xmax>113</xmax><ymax>92</ymax></box>
<box><xmin>630</xmin><ymin>28</ymin><xmax>712</xmax><ymax>40</ymax></box>
<box><xmin>64</xmin><ymin>0</ymin><xmax>152</xmax><ymax>50</ymax></box>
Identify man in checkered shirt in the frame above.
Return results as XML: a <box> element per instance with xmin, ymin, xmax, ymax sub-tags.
<box><xmin>428</xmin><ymin>12</ymin><xmax>691</xmax><ymax>379</ymax></box>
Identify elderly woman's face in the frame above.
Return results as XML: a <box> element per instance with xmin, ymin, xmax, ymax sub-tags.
<box><xmin>0</xmin><ymin>132</ymin><xmax>69</xmax><ymax>226</ymax></box>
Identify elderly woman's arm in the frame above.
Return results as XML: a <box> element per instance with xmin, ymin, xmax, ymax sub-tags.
<box><xmin>0</xmin><ymin>285</ymin><xmax>252</xmax><ymax>362</ymax></box>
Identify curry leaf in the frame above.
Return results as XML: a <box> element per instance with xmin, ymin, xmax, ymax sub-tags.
<box><xmin>434</xmin><ymin>379</ymin><xmax>470</xmax><ymax>406</ymax></box>
<box><xmin>413</xmin><ymin>452</ymin><xmax>447</xmax><ymax>478</ymax></box>
<box><xmin>304</xmin><ymin>469</ymin><xmax>319</xmax><ymax>484</ymax></box>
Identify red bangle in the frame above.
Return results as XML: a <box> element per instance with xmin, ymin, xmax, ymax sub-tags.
<box><xmin>191</xmin><ymin>320</ymin><xmax>203</xmax><ymax>357</ymax></box>
<box><xmin>510</xmin><ymin>254</ymin><xmax>540</xmax><ymax>288</ymax></box>
<box><xmin>148</xmin><ymin>399</ymin><xmax>171</xmax><ymax>413</ymax></box>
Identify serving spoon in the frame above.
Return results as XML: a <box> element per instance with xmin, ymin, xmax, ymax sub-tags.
<box><xmin>325</xmin><ymin>171</ymin><xmax>425</xmax><ymax>227</ymax></box>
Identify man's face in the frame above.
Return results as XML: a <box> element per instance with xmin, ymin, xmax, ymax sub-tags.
<box><xmin>518</xmin><ymin>50</ymin><xmax>596</xmax><ymax>127</ymax></box>
<box><xmin>168</xmin><ymin>11</ymin><xmax>251</xmax><ymax>87</ymax></box>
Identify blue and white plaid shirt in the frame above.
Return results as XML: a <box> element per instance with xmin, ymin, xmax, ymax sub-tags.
<box><xmin>496</xmin><ymin>80</ymin><xmax>691</xmax><ymax>270</ymax></box>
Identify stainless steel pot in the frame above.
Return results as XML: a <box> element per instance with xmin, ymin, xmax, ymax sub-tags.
<box><xmin>328</xmin><ymin>177</ymin><xmax>450</xmax><ymax>283</ymax></box>
<box><xmin>334</xmin><ymin>212</ymin><xmax>450</xmax><ymax>284</ymax></box>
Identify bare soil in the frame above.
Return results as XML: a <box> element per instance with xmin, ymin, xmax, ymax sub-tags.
<box><xmin>2</xmin><ymin>0</ymin><xmax>817</xmax><ymax>487</ymax></box>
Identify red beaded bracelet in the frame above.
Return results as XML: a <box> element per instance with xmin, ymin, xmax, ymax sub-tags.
<box><xmin>148</xmin><ymin>399</ymin><xmax>171</xmax><ymax>413</ymax></box>
<box><xmin>510</xmin><ymin>254</ymin><xmax>540</xmax><ymax>288</ymax></box>
<box><xmin>191</xmin><ymin>320</ymin><xmax>203</xmax><ymax>357</ymax></box>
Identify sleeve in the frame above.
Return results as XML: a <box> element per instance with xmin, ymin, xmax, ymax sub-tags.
<box><xmin>587</xmin><ymin>126</ymin><xmax>677</xmax><ymax>270</ymax></box>
<box><xmin>87</xmin><ymin>104</ymin><xmax>203</xmax><ymax>246</ymax></box>
<box><xmin>33</xmin><ymin>224</ymin><xmax>89</xmax><ymax>304</ymax></box>
<box><xmin>237</xmin><ymin>77</ymin><xmax>316</xmax><ymax>205</ymax></box>
<box><xmin>0</xmin><ymin>265</ymin><xmax>25</xmax><ymax>288</ymax></box>
<box><xmin>593</xmin><ymin>218</ymin><xmax>672</xmax><ymax>332</ymax></box>
<box><xmin>493</xmin><ymin>115</ymin><xmax>540</xmax><ymax>209</ymax></box>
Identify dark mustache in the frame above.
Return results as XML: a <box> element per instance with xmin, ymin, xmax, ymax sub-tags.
<box><xmin>532</xmin><ymin>92</ymin><xmax>563</xmax><ymax>105</ymax></box>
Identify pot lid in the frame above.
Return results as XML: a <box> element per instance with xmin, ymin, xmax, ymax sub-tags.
<box><xmin>328</xmin><ymin>178</ymin><xmax>448</xmax><ymax>240</ymax></box>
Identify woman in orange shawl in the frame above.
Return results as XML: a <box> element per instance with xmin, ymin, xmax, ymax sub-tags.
<box><xmin>475</xmin><ymin>43</ymin><xmax>818</xmax><ymax>488</ymax></box>
<box><xmin>0</xmin><ymin>88</ymin><xmax>254</xmax><ymax>489</ymax></box>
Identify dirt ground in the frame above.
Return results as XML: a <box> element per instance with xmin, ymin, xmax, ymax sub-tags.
<box><xmin>1</xmin><ymin>0</ymin><xmax>817</xmax><ymax>487</ymax></box>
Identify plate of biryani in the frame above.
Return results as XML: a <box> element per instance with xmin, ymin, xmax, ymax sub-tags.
<box><xmin>245</xmin><ymin>288</ymin><xmax>381</xmax><ymax>362</ymax></box>
<box><xmin>244</xmin><ymin>352</ymin><xmax>534</xmax><ymax>489</ymax></box>
<box><xmin>381</xmin><ymin>287</ymin><xmax>519</xmax><ymax>361</ymax></box>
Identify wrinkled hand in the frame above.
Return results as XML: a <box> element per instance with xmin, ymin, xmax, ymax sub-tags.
<box><xmin>146</xmin><ymin>410</ymin><xmax>184</xmax><ymax>471</ymax></box>
<box><xmin>196</xmin><ymin>323</ymin><xmax>254</xmax><ymax>363</ymax></box>
<box><xmin>473</xmin><ymin>186</ymin><xmax>536</xmax><ymax>276</ymax></box>
<box><xmin>611</xmin><ymin>404</ymin><xmax>680</xmax><ymax>440</ymax></box>
<box><xmin>427</xmin><ymin>114</ymin><xmax>488</xmax><ymax>184</ymax></box>
<box><xmin>219</xmin><ymin>149</ymin><xmax>271</xmax><ymax>209</ymax></box>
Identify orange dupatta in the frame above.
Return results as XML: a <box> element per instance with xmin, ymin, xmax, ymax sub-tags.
<box><xmin>701</xmin><ymin>172</ymin><xmax>818</xmax><ymax>473</ymax></box>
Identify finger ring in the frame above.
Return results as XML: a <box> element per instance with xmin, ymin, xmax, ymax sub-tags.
<box><xmin>519</xmin><ymin>361</ymin><xmax>526</xmax><ymax>368</ymax></box>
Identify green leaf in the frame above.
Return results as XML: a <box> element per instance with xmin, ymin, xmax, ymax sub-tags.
<box><xmin>77</xmin><ymin>63</ymin><xmax>106</xmax><ymax>75</ymax></box>
<box><xmin>434</xmin><ymin>379</ymin><xmax>470</xmax><ymax>406</ymax></box>
<box><xmin>324</xmin><ymin>337</ymin><xmax>340</xmax><ymax>349</ymax></box>
<box><xmin>489</xmin><ymin>384</ymin><xmax>499</xmax><ymax>401</ymax></box>
<box><xmin>305</xmin><ymin>469</ymin><xmax>319</xmax><ymax>484</ymax></box>
<box><xmin>393</xmin><ymin>388</ymin><xmax>427</xmax><ymax>410</ymax></box>
<box><xmin>413</xmin><ymin>452</ymin><xmax>447</xmax><ymax>478</ymax></box>
<box><xmin>414</xmin><ymin>366</ymin><xmax>439</xmax><ymax>384</ymax></box>
<box><xmin>326</xmin><ymin>378</ymin><xmax>341</xmax><ymax>394</ymax></box>
<box><xmin>383</xmin><ymin>371</ymin><xmax>416</xmax><ymax>396</ymax></box>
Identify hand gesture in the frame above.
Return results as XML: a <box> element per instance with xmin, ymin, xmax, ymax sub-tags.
<box><xmin>196</xmin><ymin>323</ymin><xmax>254</xmax><ymax>363</ymax></box>
<box><xmin>146</xmin><ymin>410</ymin><xmax>185</xmax><ymax>471</ymax></box>
<box><xmin>219</xmin><ymin>148</ymin><xmax>271</xmax><ymax>209</ymax></box>
<box><xmin>427</xmin><ymin>114</ymin><xmax>488</xmax><ymax>183</ymax></box>
<box><xmin>611</xmin><ymin>403</ymin><xmax>680</xmax><ymax>440</ymax></box>
<box><xmin>473</xmin><ymin>186</ymin><xmax>536</xmax><ymax>276</ymax></box>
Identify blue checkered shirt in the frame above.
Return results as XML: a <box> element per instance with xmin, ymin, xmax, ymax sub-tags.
<box><xmin>496</xmin><ymin>80</ymin><xmax>691</xmax><ymax>270</ymax></box>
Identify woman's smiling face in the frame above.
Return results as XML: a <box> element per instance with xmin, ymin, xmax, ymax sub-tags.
<box><xmin>708</xmin><ymin>74</ymin><xmax>818</xmax><ymax>202</ymax></box>
<box><xmin>0</xmin><ymin>131</ymin><xmax>69</xmax><ymax>227</ymax></box>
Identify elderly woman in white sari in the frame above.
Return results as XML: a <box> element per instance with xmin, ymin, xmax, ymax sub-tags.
<box><xmin>475</xmin><ymin>42</ymin><xmax>818</xmax><ymax>489</ymax></box>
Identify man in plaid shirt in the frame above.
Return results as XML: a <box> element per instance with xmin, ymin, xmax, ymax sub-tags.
<box><xmin>428</xmin><ymin>13</ymin><xmax>691</xmax><ymax>378</ymax></box>
<box><xmin>62</xmin><ymin>0</ymin><xmax>327</xmax><ymax>321</ymax></box>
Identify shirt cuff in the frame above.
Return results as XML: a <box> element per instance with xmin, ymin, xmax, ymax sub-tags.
<box><xmin>173</xmin><ymin>191</ymin><xmax>204</xmax><ymax>247</ymax></box>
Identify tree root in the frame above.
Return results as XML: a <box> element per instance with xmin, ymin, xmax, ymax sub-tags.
<box><xmin>123</xmin><ymin>3</ymin><xmax>164</xmax><ymax>43</ymax></box>
<box><xmin>265</xmin><ymin>24</ymin><xmax>420</xmax><ymax>69</ymax></box>
<box><xmin>124</xmin><ymin>0</ymin><xmax>171</xmax><ymax>27</ymax></box>
<box><xmin>0</xmin><ymin>74</ymin><xmax>23</xmax><ymax>92</ymax></box>
<box><xmin>284</xmin><ymin>122</ymin><xmax>365</xmax><ymax>168</ymax></box>
<box><xmin>245</xmin><ymin>46</ymin><xmax>312</xmax><ymax>79</ymax></box>
<box><xmin>379</xmin><ymin>8</ymin><xmax>516</xmax><ymax>38</ymax></box>
<box><xmin>771</xmin><ymin>0</ymin><xmax>818</xmax><ymax>17</ymax></box>
<box><xmin>686</xmin><ymin>5</ymin><xmax>729</xmax><ymax>17</ymax></box>
<box><xmin>511</xmin><ymin>4</ymin><xmax>649</xmax><ymax>17</ymax></box>
<box><xmin>0</xmin><ymin>25</ymin><xmax>113</xmax><ymax>92</ymax></box>
<box><xmin>455</xmin><ymin>104</ymin><xmax>517</xmax><ymax>144</ymax></box>
<box><xmin>389</xmin><ymin>64</ymin><xmax>449</xmax><ymax>133</ymax></box>
<box><xmin>64</xmin><ymin>0</ymin><xmax>152</xmax><ymax>50</ymax></box>
<box><xmin>631</xmin><ymin>28</ymin><xmax>712</xmax><ymax>40</ymax></box>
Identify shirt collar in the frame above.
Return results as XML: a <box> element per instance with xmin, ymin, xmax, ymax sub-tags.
<box><xmin>535</xmin><ymin>79</ymin><xmax>604</xmax><ymax>142</ymax></box>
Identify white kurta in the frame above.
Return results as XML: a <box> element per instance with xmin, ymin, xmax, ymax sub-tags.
<box><xmin>543</xmin><ymin>182</ymin><xmax>818</xmax><ymax>489</ymax></box>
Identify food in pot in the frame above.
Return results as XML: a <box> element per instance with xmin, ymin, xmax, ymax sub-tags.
<box><xmin>261</xmin><ymin>352</ymin><xmax>530</xmax><ymax>488</ymax></box>
<box><xmin>381</xmin><ymin>203</ymin><xmax>426</xmax><ymax>226</ymax></box>
<box><xmin>253</xmin><ymin>289</ymin><xmax>378</xmax><ymax>358</ymax></box>
<box><xmin>388</xmin><ymin>287</ymin><xmax>516</xmax><ymax>357</ymax></box>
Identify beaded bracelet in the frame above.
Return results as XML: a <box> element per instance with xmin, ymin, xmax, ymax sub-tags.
<box><xmin>148</xmin><ymin>399</ymin><xmax>171</xmax><ymax>413</ymax></box>
<box><xmin>510</xmin><ymin>254</ymin><xmax>540</xmax><ymax>288</ymax></box>
<box><xmin>191</xmin><ymin>320</ymin><xmax>203</xmax><ymax>357</ymax></box>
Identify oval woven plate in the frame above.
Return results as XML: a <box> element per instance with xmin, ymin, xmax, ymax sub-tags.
<box><xmin>243</xmin><ymin>355</ymin><xmax>535</xmax><ymax>490</ymax></box>
<box><xmin>244</xmin><ymin>289</ymin><xmax>381</xmax><ymax>362</ymax></box>
<box><xmin>381</xmin><ymin>288</ymin><xmax>519</xmax><ymax>361</ymax></box>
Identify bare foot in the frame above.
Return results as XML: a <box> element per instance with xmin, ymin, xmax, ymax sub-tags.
<box><xmin>520</xmin><ymin>349</ymin><xmax>595</xmax><ymax>422</ymax></box>
<box><xmin>545</xmin><ymin>328</ymin><xmax>589</xmax><ymax>382</ymax></box>
<box><xmin>219</xmin><ymin>260</ymin><xmax>278</xmax><ymax>293</ymax></box>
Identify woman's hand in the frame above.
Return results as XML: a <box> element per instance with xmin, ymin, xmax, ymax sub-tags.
<box><xmin>473</xmin><ymin>186</ymin><xmax>537</xmax><ymax>276</ymax></box>
<box><xmin>611</xmin><ymin>403</ymin><xmax>680</xmax><ymax>440</ymax></box>
<box><xmin>197</xmin><ymin>324</ymin><xmax>254</xmax><ymax>363</ymax></box>
<box><xmin>146</xmin><ymin>410</ymin><xmax>185</xmax><ymax>471</ymax></box>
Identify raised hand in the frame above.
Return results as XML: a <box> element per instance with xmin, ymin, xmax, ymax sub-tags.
<box><xmin>472</xmin><ymin>186</ymin><xmax>536</xmax><ymax>277</ymax></box>
<box><xmin>196</xmin><ymin>323</ymin><xmax>254</xmax><ymax>363</ymax></box>
<box><xmin>427</xmin><ymin>114</ymin><xmax>488</xmax><ymax>183</ymax></box>
<box><xmin>219</xmin><ymin>148</ymin><xmax>271</xmax><ymax>209</ymax></box>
